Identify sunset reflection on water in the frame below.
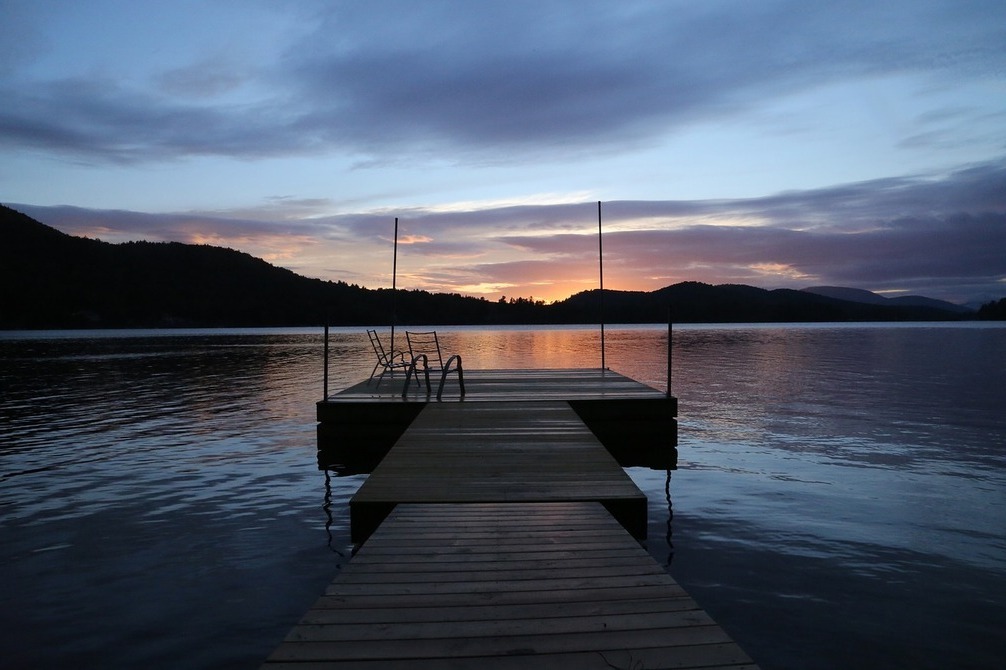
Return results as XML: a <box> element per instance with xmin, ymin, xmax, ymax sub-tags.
<box><xmin>1</xmin><ymin>323</ymin><xmax>1003</xmax><ymax>669</ymax></box>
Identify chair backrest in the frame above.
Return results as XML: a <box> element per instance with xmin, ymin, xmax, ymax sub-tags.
<box><xmin>406</xmin><ymin>331</ymin><xmax>444</xmax><ymax>370</ymax></box>
<box><xmin>368</xmin><ymin>329</ymin><xmax>390</xmax><ymax>364</ymax></box>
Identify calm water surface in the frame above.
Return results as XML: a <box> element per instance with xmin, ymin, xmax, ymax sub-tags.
<box><xmin>1</xmin><ymin>324</ymin><xmax>1004</xmax><ymax>669</ymax></box>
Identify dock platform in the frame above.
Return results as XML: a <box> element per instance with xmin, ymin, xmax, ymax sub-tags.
<box><xmin>262</xmin><ymin>502</ymin><xmax>757</xmax><ymax>669</ymax></box>
<box><xmin>317</xmin><ymin>368</ymin><xmax>678</xmax><ymax>474</ymax></box>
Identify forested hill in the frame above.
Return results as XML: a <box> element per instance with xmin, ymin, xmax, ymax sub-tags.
<box><xmin>0</xmin><ymin>205</ymin><xmax>982</xmax><ymax>329</ymax></box>
<box><xmin>0</xmin><ymin>205</ymin><xmax>548</xmax><ymax>328</ymax></box>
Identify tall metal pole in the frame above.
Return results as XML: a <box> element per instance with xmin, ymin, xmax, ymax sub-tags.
<box><xmin>391</xmin><ymin>217</ymin><xmax>399</xmax><ymax>355</ymax></box>
<box><xmin>323</xmin><ymin>322</ymin><xmax>330</xmax><ymax>400</ymax></box>
<box><xmin>598</xmin><ymin>201</ymin><xmax>606</xmax><ymax>370</ymax></box>
<box><xmin>666</xmin><ymin>311</ymin><xmax>673</xmax><ymax>398</ymax></box>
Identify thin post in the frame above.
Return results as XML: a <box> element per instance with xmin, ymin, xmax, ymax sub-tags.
<box><xmin>598</xmin><ymin>201</ymin><xmax>605</xmax><ymax>370</ymax></box>
<box><xmin>390</xmin><ymin>217</ymin><xmax>399</xmax><ymax>355</ymax></box>
<box><xmin>666</xmin><ymin>310</ymin><xmax>673</xmax><ymax>398</ymax></box>
<box><xmin>323</xmin><ymin>322</ymin><xmax>330</xmax><ymax>400</ymax></box>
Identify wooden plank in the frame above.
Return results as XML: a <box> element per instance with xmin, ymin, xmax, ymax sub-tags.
<box><xmin>263</xmin><ymin>656</ymin><xmax>757</xmax><ymax>670</ymax></box>
<box><xmin>311</xmin><ymin>584</ymin><xmax>691</xmax><ymax>610</ymax></box>
<box><xmin>263</xmin><ymin>647</ymin><xmax>757</xmax><ymax>670</ymax></box>
<box><xmin>262</xmin><ymin>502</ymin><xmax>756</xmax><ymax>669</ymax></box>
<box><xmin>342</xmin><ymin>554</ymin><xmax>657</xmax><ymax>573</ymax></box>
<box><xmin>299</xmin><ymin>597</ymin><xmax>699</xmax><ymax>625</ymax></box>
<box><xmin>267</xmin><ymin>628</ymin><xmax>736</xmax><ymax>662</ymax></box>
<box><xmin>323</xmin><ymin>573</ymin><xmax>679</xmax><ymax>598</ymax></box>
<box><xmin>287</xmin><ymin>610</ymin><xmax>719</xmax><ymax>642</ymax></box>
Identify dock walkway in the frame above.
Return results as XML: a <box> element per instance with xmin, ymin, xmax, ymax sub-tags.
<box><xmin>263</xmin><ymin>502</ymin><xmax>756</xmax><ymax>669</ymax></box>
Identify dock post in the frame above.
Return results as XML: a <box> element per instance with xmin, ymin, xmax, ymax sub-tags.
<box><xmin>666</xmin><ymin>310</ymin><xmax>672</xmax><ymax>398</ymax></box>
<box><xmin>323</xmin><ymin>323</ymin><xmax>329</xmax><ymax>401</ymax></box>
<box><xmin>390</xmin><ymin>217</ymin><xmax>399</xmax><ymax>355</ymax></box>
<box><xmin>598</xmin><ymin>200</ymin><xmax>606</xmax><ymax>370</ymax></box>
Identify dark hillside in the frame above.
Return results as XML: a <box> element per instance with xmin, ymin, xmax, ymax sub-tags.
<box><xmin>0</xmin><ymin>205</ymin><xmax>380</xmax><ymax>328</ymax></box>
<box><xmin>0</xmin><ymin>205</ymin><xmax>534</xmax><ymax>328</ymax></box>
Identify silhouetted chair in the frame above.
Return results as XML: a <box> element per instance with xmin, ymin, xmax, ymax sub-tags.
<box><xmin>367</xmin><ymin>329</ymin><xmax>409</xmax><ymax>386</ymax></box>
<box><xmin>404</xmin><ymin>330</ymin><xmax>465</xmax><ymax>400</ymax></box>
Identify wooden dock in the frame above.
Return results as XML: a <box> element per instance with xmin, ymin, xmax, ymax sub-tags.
<box><xmin>262</xmin><ymin>502</ymin><xmax>757</xmax><ymax>669</ymax></box>
<box><xmin>263</xmin><ymin>368</ymin><xmax>756</xmax><ymax>668</ymax></box>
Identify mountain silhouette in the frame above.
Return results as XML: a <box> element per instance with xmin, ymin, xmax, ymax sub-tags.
<box><xmin>550</xmin><ymin>282</ymin><xmax>971</xmax><ymax>324</ymax></box>
<box><xmin>802</xmin><ymin>286</ymin><xmax>972</xmax><ymax>314</ymax></box>
<box><xmin>1</xmin><ymin>204</ymin><xmax>977</xmax><ymax>329</ymax></box>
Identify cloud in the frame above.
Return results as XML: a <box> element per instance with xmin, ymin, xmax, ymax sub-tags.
<box><xmin>156</xmin><ymin>57</ymin><xmax>250</xmax><ymax>99</ymax></box>
<box><xmin>15</xmin><ymin>157</ymin><xmax>1005</xmax><ymax>303</ymax></box>
<box><xmin>282</xmin><ymin>0</ymin><xmax>1006</xmax><ymax>159</ymax></box>
<box><xmin>482</xmin><ymin>161</ymin><xmax>1006</xmax><ymax>299</ymax></box>
<box><xmin>2</xmin><ymin>1</ymin><xmax>1004</xmax><ymax>164</ymax></box>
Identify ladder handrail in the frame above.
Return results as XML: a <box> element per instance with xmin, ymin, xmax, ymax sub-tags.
<box><xmin>402</xmin><ymin>353</ymin><xmax>431</xmax><ymax>398</ymax></box>
<box><xmin>402</xmin><ymin>352</ymin><xmax>466</xmax><ymax>400</ymax></box>
<box><xmin>437</xmin><ymin>354</ymin><xmax>465</xmax><ymax>401</ymax></box>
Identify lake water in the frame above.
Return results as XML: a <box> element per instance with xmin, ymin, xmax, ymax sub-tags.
<box><xmin>1</xmin><ymin>324</ymin><xmax>1004</xmax><ymax>669</ymax></box>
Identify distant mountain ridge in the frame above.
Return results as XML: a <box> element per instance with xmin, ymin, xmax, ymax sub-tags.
<box><xmin>551</xmin><ymin>282</ymin><xmax>974</xmax><ymax>324</ymax></box>
<box><xmin>802</xmin><ymin>286</ymin><xmax>972</xmax><ymax>314</ymax></box>
<box><xmin>0</xmin><ymin>204</ymin><xmax>986</xmax><ymax>329</ymax></box>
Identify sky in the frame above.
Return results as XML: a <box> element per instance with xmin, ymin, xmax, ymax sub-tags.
<box><xmin>2</xmin><ymin>0</ymin><xmax>1005</xmax><ymax>305</ymax></box>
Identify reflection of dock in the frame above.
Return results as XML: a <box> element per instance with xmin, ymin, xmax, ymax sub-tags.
<box><xmin>263</xmin><ymin>368</ymin><xmax>757</xmax><ymax>668</ymax></box>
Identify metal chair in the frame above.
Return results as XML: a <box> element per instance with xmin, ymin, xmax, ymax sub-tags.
<box><xmin>367</xmin><ymin>329</ymin><xmax>409</xmax><ymax>386</ymax></box>
<box><xmin>403</xmin><ymin>330</ymin><xmax>465</xmax><ymax>400</ymax></box>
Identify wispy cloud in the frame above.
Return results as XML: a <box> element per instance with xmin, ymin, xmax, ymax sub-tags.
<box><xmin>2</xmin><ymin>1</ymin><xmax>1003</xmax><ymax>165</ymax></box>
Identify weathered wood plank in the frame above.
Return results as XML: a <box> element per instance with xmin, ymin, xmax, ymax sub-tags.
<box><xmin>285</xmin><ymin>609</ymin><xmax>719</xmax><ymax>642</ymax></box>
<box><xmin>299</xmin><ymin>597</ymin><xmax>700</xmax><ymax>625</ymax></box>
<box><xmin>311</xmin><ymin>583</ymin><xmax>692</xmax><ymax>610</ymax></box>
<box><xmin>323</xmin><ymin>573</ymin><xmax>679</xmax><ymax>597</ymax></box>
<box><xmin>262</xmin><ymin>648</ymin><xmax>757</xmax><ymax>670</ymax></box>
<box><xmin>267</xmin><ymin>625</ymin><xmax>736</xmax><ymax>661</ymax></box>
<box><xmin>341</xmin><ymin>555</ymin><xmax>659</xmax><ymax>574</ymax></box>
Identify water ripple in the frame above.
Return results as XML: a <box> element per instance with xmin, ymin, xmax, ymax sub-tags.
<box><xmin>2</xmin><ymin>325</ymin><xmax>1004</xmax><ymax>669</ymax></box>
